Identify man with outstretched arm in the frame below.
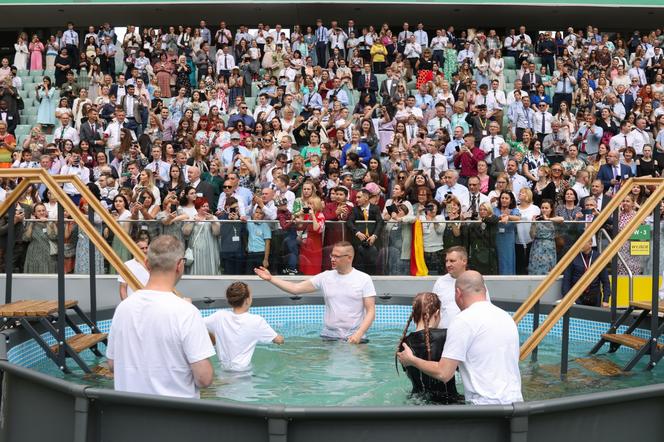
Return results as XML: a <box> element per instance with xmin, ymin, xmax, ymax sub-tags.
<box><xmin>398</xmin><ymin>270</ymin><xmax>522</xmax><ymax>405</ymax></box>
<box><xmin>254</xmin><ymin>241</ymin><xmax>376</xmax><ymax>344</ymax></box>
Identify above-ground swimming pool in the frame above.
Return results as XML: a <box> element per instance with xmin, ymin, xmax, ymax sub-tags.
<box><xmin>7</xmin><ymin>304</ymin><xmax>664</xmax><ymax>406</ymax></box>
<box><xmin>4</xmin><ymin>300</ymin><xmax>664</xmax><ymax>442</ymax></box>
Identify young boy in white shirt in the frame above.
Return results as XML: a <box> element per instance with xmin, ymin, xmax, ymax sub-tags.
<box><xmin>205</xmin><ymin>282</ymin><xmax>284</xmax><ymax>372</ymax></box>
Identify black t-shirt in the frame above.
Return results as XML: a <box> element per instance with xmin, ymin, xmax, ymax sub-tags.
<box><xmin>401</xmin><ymin>328</ymin><xmax>462</xmax><ymax>404</ymax></box>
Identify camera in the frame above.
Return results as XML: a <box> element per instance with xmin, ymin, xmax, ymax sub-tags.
<box><xmin>170</xmin><ymin>204</ymin><xmax>177</xmax><ymax>213</ymax></box>
<box><xmin>229</xmin><ymin>207</ymin><xmax>238</xmax><ymax>213</ymax></box>
<box><xmin>386</xmin><ymin>204</ymin><xmax>398</xmax><ymax>215</ymax></box>
<box><xmin>303</xmin><ymin>207</ymin><xmax>311</xmax><ymax>214</ymax></box>
<box><xmin>137</xmin><ymin>195</ymin><xmax>146</xmax><ymax>206</ymax></box>
<box><xmin>535</xmin><ymin>215</ymin><xmax>544</xmax><ymax>221</ymax></box>
<box><xmin>445</xmin><ymin>191</ymin><xmax>453</xmax><ymax>200</ymax></box>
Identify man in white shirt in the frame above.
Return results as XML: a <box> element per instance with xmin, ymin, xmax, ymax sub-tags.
<box><xmin>144</xmin><ymin>146</ymin><xmax>170</xmax><ymax>188</ymax></box>
<box><xmin>104</xmin><ymin>109</ymin><xmax>136</xmax><ymax>158</ymax></box>
<box><xmin>464</xmin><ymin>176</ymin><xmax>491</xmax><ymax>220</ymax></box>
<box><xmin>215</xmin><ymin>45</ymin><xmax>236</xmax><ymax>79</ymax></box>
<box><xmin>532</xmin><ymin>102</ymin><xmax>553</xmax><ymax>142</ymax></box>
<box><xmin>399</xmin><ymin>270</ymin><xmax>523</xmax><ymax>405</ymax></box>
<box><xmin>255</xmin><ymin>241</ymin><xmax>376</xmax><ymax>343</ymax></box>
<box><xmin>107</xmin><ymin>236</ymin><xmax>215</xmax><ymax>398</ymax></box>
<box><xmin>54</xmin><ymin>114</ymin><xmax>80</xmax><ymax>147</ymax></box>
<box><xmin>419</xmin><ymin>138</ymin><xmax>448</xmax><ymax>184</ymax></box>
<box><xmin>609</xmin><ymin>120</ymin><xmax>637</xmax><ymax>154</ymax></box>
<box><xmin>457</xmin><ymin>41</ymin><xmax>475</xmax><ymax>63</ymax></box>
<box><xmin>486</xmin><ymin>80</ymin><xmax>506</xmax><ymax>128</ymax></box>
<box><xmin>435</xmin><ymin>169</ymin><xmax>469</xmax><ymax>205</ymax></box>
<box><xmin>59</xmin><ymin>150</ymin><xmax>90</xmax><ymax>205</ymax></box>
<box><xmin>631</xmin><ymin>117</ymin><xmax>654</xmax><ymax>155</ymax></box>
<box><xmin>118</xmin><ymin>238</ymin><xmax>151</xmax><ymax>300</ymax></box>
<box><xmin>572</xmin><ymin>169</ymin><xmax>590</xmax><ymax>200</ymax></box>
<box><xmin>426</xmin><ymin>102</ymin><xmax>452</xmax><ymax>136</ymax></box>
<box><xmin>432</xmin><ymin>247</ymin><xmax>486</xmax><ymax>326</ymax></box>
<box><xmin>414</xmin><ymin>23</ymin><xmax>428</xmax><ymax>47</ymax></box>
<box><xmin>479</xmin><ymin>121</ymin><xmax>504</xmax><ymax>164</ymax></box>
<box><xmin>506</xmin><ymin>159</ymin><xmax>528</xmax><ymax>200</ymax></box>
<box><xmin>253</xmin><ymin>93</ymin><xmax>275</xmax><ymax>122</ymax></box>
<box><xmin>327</xmin><ymin>78</ymin><xmax>349</xmax><ymax>109</ymax></box>
<box><xmin>404</xmin><ymin>35</ymin><xmax>422</xmax><ymax>68</ymax></box>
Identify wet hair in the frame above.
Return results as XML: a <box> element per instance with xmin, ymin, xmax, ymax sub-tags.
<box><xmin>396</xmin><ymin>292</ymin><xmax>441</xmax><ymax>373</ymax></box>
<box><xmin>226</xmin><ymin>281</ymin><xmax>250</xmax><ymax>308</ymax></box>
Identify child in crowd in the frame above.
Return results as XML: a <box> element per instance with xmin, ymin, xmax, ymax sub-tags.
<box><xmin>245</xmin><ymin>206</ymin><xmax>272</xmax><ymax>274</ymax></box>
<box><xmin>397</xmin><ymin>292</ymin><xmax>462</xmax><ymax>404</ymax></box>
<box><xmin>205</xmin><ymin>282</ymin><xmax>283</xmax><ymax>372</ymax></box>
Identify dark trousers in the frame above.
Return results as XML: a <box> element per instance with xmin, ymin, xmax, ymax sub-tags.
<box><xmin>541</xmin><ymin>55</ymin><xmax>555</xmax><ymax>75</ymax></box>
<box><xmin>515</xmin><ymin>242</ymin><xmax>532</xmax><ymax>275</ymax></box>
<box><xmin>245</xmin><ymin>251</ymin><xmax>266</xmax><ymax>275</ymax></box>
<box><xmin>576</xmin><ymin>291</ymin><xmax>601</xmax><ymax>307</ymax></box>
<box><xmin>316</xmin><ymin>42</ymin><xmax>328</xmax><ymax>67</ymax></box>
<box><xmin>221</xmin><ymin>252</ymin><xmax>244</xmax><ymax>275</ymax></box>
<box><xmin>515</xmin><ymin>127</ymin><xmax>528</xmax><ymax>142</ymax></box>
<box><xmin>355</xmin><ymin>242</ymin><xmax>378</xmax><ymax>275</ymax></box>
<box><xmin>432</xmin><ymin>50</ymin><xmax>445</xmax><ymax>67</ymax></box>
<box><xmin>552</xmin><ymin>93</ymin><xmax>573</xmax><ymax>114</ymax></box>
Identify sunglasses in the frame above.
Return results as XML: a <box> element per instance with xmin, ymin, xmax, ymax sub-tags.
<box><xmin>223</xmin><ymin>185</ymin><xmax>233</xmax><ymax>189</ymax></box>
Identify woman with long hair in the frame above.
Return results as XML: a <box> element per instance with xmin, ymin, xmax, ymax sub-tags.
<box><xmin>182</xmin><ymin>197</ymin><xmax>221</xmax><ymax>275</ymax></box>
<box><xmin>467</xmin><ymin>202</ymin><xmax>499</xmax><ymax>275</ymax></box>
<box><xmin>397</xmin><ymin>292</ymin><xmax>461</xmax><ymax>404</ymax></box>
<box><xmin>493</xmin><ymin>191</ymin><xmax>520</xmax><ymax>275</ymax></box>
<box><xmin>107</xmin><ymin>195</ymin><xmax>132</xmax><ymax>274</ymax></box>
<box><xmin>23</xmin><ymin>202</ymin><xmax>57</xmax><ymax>273</ymax></box>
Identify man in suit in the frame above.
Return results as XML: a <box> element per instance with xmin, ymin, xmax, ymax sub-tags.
<box><xmin>597</xmin><ymin>150</ymin><xmax>633</xmax><ymax>193</ymax></box>
<box><xmin>0</xmin><ymin>99</ymin><xmax>19</xmax><ymax>135</ymax></box>
<box><xmin>589</xmin><ymin>179</ymin><xmax>611</xmax><ymax>212</ymax></box>
<box><xmin>79</xmin><ymin>108</ymin><xmax>105</xmax><ymax>153</ymax></box>
<box><xmin>109</xmin><ymin>73</ymin><xmax>127</xmax><ymax>104</ymax></box>
<box><xmin>379</xmin><ymin>66</ymin><xmax>398</xmax><ymax>107</ymax></box>
<box><xmin>450</xmin><ymin>72</ymin><xmax>466</xmax><ymax>100</ymax></box>
<box><xmin>521</xmin><ymin>62</ymin><xmax>542</xmax><ymax>95</ymax></box>
<box><xmin>562</xmin><ymin>239</ymin><xmax>611</xmax><ymax>307</ymax></box>
<box><xmin>615</xmin><ymin>84</ymin><xmax>634</xmax><ymax>115</ymax></box>
<box><xmin>357</xmin><ymin>63</ymin><xmax>378</xmax><ymax>104</ymax></box>
<box><xmin>120</xmin><ymin>84</ymin><xmax>144</xmax><ymax>135</ymax></box>
<box><xmin>346</xmin><ymin>189</ymin><xmax>384</xmax><ymax>275</ymax></box>
<box><xmin>490</xmin><ymin>143</ymin><xmax>511</xmax><ymax>178</ymax></box>
<box><xmin>187</xmin><ymin>166</ymin><xmax>217</xmax><ymax>213</ymax></box>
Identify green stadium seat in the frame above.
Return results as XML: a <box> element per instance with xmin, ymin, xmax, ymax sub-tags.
<box><xmin>15</xmin><ymin>123</ymin><xmax>31</xmax><ymax>133</ymax></box>
<box><xmin>504</xmin><ymin>58</ymin><xmax>516</xmax><ymax>69</ymax></box>
<box><xmin>17</xmin><ymin>70</ymin><xmax>29</xmax><ymax>77</ymax></box>
<box><xmin>24</xmin><ymin>115</ymin><xmax>37</xmax><ymax>125</ymax></box>
<box><xmin>251</xmin><ymin>83</ymin><xmax>259</xmax><ymax>97</ymax></box>
<box><xmin>244</xmin><ymin>96</ymin><xmax>256</xmax><ymax>112</ymax></box>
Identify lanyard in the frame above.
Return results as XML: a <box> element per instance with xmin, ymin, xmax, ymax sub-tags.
<box><xmin>580</xmin><ymin>253</ymin><xmax>592</xmax><ymax>270</ymax></box>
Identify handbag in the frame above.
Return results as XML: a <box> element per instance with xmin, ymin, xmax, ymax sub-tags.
<box><xmin>184</xmin><ymin>222</ymin><xmax>203</xmax><ymax>266</ymax></box>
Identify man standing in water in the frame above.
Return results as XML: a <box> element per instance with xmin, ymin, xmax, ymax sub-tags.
<box><xmin>433</xmin><ymin>246</ymin><xmax>490</xmax><ymax>328</ymax></box>
<box><xmin>254</xmin><ymin>241</ymin><xmax>376</xmax><ymax>343</ymax></box>
<box><xmin>398</xmin><ymin>271</ymin><xmax>522</xmax><ymax>405</ymax></box>
<box><xmin>107</xmin><ymin>235</ymin><xmax>215</xmax><ymax>398</ymax></box>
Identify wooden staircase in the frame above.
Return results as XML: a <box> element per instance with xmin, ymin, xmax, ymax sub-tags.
<box><xmin>590</xmin><ymin>301</ymin><xmax>664</xmax><ymax>371</ymax></box>
<box><xmin>1</xmin><ymin>299</ymin><xmax>107</xmax><ymax>374</ymax></box>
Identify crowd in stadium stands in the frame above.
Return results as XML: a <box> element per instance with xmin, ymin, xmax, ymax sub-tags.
<box><xmin>0</xmin><ymin>20</ymin><xmax>663</xmax><ymax>279</ymax></box>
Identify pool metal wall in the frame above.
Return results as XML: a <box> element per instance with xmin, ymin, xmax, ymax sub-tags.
<box><xmin>2</xmin><ymin>301</ymin><xmax>664</xmax><ymax>442</ymax></box>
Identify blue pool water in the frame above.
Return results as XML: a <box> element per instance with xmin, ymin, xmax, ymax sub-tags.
<box><xmin>10</xmin><ymin>305</ymin><xmax>664</xmax><ymax>406</ymax></box>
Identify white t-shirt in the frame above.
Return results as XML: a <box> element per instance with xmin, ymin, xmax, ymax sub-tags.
<box><xmin>433</xmin><ymin>274</ymin><xmax>491</xmax><ymax>328</ymax></box>
<box><xmin>310</xmin><ymin>268</ymin><xmax>376</xmax><ymax>339</ymax></box>
<box><xmin>442</xmin><ymin>301</ymin><xmax>523</xmax><ymax>405</ymax></box>
<box><xmin>117</xmin><ymin>258</ymin><xmax>150</xmax><ymax>297</ymax></box>
<box><xmin>106</xmin><ymin>290</ymin><xmax>216</xmax><ymax>398</ymax></box>
<box><xmin>516</xmin><ymin>204</ymin><xmax>541</xmax><ymax>245</ymax></box>
<box><xmin>204</xmin><ymin>310</ymin><xmax>277</xmax><ymax>372</ymax></box>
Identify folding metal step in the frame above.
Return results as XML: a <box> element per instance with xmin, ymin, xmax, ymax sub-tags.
<box><xmin>50</xmin><ymin>333</ymin><xmax>107</xmax><ymax>354</ymax></box>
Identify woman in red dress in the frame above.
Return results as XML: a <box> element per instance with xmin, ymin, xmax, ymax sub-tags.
<box><xmin>298</xmin><ymin>195</ymin><xmax>326</xmax><ymax>275</ymax></box>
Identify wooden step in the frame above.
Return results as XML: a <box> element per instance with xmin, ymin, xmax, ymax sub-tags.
<box><xmin>50</xmin><ymin>333</ymin><xmax>107</xmax><ymax>354</ymax></box>
<box><xmin>0</xmin><ymin>300</ymin><xmax>78</xmax><ymax>317</ymax></box>
<box><xmin>601</xmin><ymin>333</ymin><xmax>664</xmax><ymax>351</ymax></box>
<box><xmin>629</xmin><ymin>301</ymin><xmax>664</xmax><ymax>314</ymax></box>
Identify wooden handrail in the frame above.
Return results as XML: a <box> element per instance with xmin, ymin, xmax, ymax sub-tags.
<box><xmin>519</xmin><ymin>181</ymin><xmax>664</xmax><ymax>360</ymax></box>
<box><xmin>0</xmin><ymin>170</ymin><xmax>144</xmax><ymax>291</ymax></box>
<box><xmin>513</xmin><ymin>177</ymin><xmax>641</xmax><ymax>323</ymax></box>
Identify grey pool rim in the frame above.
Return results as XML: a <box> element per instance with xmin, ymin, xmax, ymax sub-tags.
<box><xmin>1</xmin><ymin>298</ymin><xmax>663</xmax><ymax>442</ymax></box>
